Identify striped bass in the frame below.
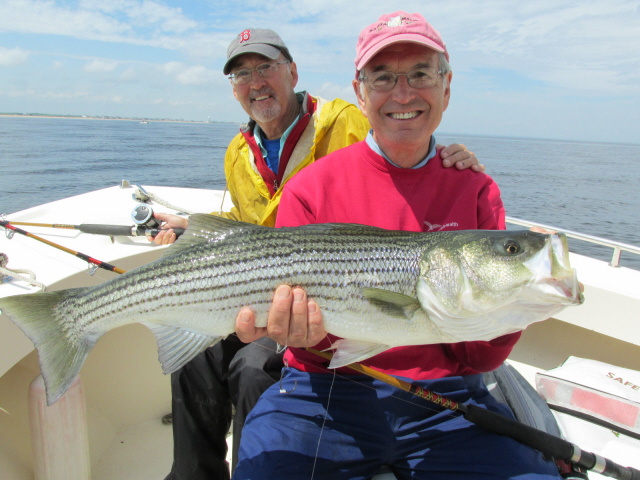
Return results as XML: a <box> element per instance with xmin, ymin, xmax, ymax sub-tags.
<box><xmin>0</xmin><ymin>214</ymin><xmax>583</xmax><ymax>405</ymax></box>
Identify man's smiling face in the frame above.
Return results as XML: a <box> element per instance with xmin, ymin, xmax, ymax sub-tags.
<box><xmin>354</xmin><ymin>43</ymin><xmax>451</xmax><ymax>167</ymax></box>
<box><xmin>231</xmin><ymin>53</ymin><xmax>298</xmax><ymax>127</ymax></box>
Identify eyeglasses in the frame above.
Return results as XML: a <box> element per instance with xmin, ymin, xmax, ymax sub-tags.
<box><xmin>359</xmin><ymin>67</ymin><xmax>443</xmax><ymax>91</ymax></box>
<box><xmin>228</xmin><ymin>61</ymin><xmax>290</xmax><ymax>85</ymax></box>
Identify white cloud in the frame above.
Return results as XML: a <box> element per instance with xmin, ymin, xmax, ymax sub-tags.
<box><xmin>161</xmin><ymin>61</ymin><xmax>183</xmax><ymax>75</ymax></box>
<box><xmin>119</xmin><ymin>66</ymin><xmax>138</xmax><ymax>81</ymax></box>
<box><xmin>0</xmin><ymin>46</ymin><xmax>29</xmax><ymax>66</ymax></box>
<box><xmin>434</xmin><ymin>1</ymin><xmax>640</xmax><ymax>95</ymax></box>
<box><xmin>0</xmin><ymin>0</ymin><xmax>197</xmax><ymax>49</ymax></box>
<box><xmin>160</xmin><ymin>61</ymin><xmax>217</xmax><ymax>86</ymax></box>
<box><xmin>0</xmin><ymin>0</ymin><xmax>637</xmax><ymax>141</ymax></box>
<box><xmin>84</xmin><ymin>59</ymin><xmax>119</xmax><ymax>73</ymax></box>
<box><xmin>176</xmin><ymin>65</ymin><xmax>217</xmax><ymax>86</ymax></box>
<box><xmin>78</xmin><ymin>0</ymin><xmax>197</xmax><ymax>33</ymax></box>
<box><xmin>0</xmin><ymin>0</ymin><xmax>130</xmax><ymax>40</ymax></box>
<box><xmin>316</xmin><ymin>81</ymin><xmax>358</xmax><ymax>106</ymax></box>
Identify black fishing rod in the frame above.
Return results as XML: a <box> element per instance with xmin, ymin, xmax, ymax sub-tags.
<box><xmin>0</xmin><ymin>220</ymin><xmax>127</xmax><ymax>274</ymax></box>
<box><xmin>1</xmin><ymin>205</ymin><xmax>183</xmax><ymax>275</ymax></box>
<box><xmin>306</xmin><ymin>348</ymin><xmax>640</xmax><ymax>480</ymax></box>
<box><xmin>5</xmin><ymin>221</ymin><xmax>185</xmax><ymax>238</ymax></box>
<box><xmin>7</xmin><ymin>204</ymin><xmax>185</xmax><ymax>238</ymax></box>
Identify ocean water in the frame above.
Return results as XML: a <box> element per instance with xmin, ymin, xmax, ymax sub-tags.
<box><xmin>1</xmin><ymin>116</ymin><xmax>638</xmax><ymax>270</ymax></box>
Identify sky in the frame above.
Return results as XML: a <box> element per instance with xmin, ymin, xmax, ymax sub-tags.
<box><xmin>1</xmin><ymin>0</ymin><xmax>639</xmax><ymax>144</ymax></box>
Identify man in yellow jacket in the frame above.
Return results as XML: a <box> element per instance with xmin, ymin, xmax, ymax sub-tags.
<box><xmin>156</xmin><ymin>28</ymin><xmax>481</xmax><ymax>480</ymax></box>
<box><xmin>223</xmin><ymin>93</ymin><xmax>369</xmax><ymax>227</ymax></box>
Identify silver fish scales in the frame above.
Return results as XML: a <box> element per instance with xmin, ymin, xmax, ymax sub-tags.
<box><xmin>0</xmin><ymin>214</ymin><xmax>583</xmax><ymax>405</ymax></box>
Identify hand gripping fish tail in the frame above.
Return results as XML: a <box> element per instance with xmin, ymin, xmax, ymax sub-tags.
<box><xmin>0</xmin><ymin>215</ymin><xmax>583</xmax><ymax>405</ymax></box>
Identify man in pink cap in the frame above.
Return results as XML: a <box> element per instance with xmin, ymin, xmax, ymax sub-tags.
<box><xmin>233</xmin><ymin>12</ymin><xmax>563</xmax><ymax>479</ymax></box>
<box><xmin>159</xmin><ymin>25</ymin><xmax>483</xmax><ymax>480</ymax></box>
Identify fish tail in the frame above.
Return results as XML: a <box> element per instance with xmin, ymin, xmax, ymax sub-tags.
<box><xmin>0</xmin><ymin>290</ymin><xmax>96</xmax><ymax>405</ymax></box>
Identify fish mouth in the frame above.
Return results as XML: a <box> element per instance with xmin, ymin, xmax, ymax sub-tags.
<box><xmin>543</xmin><ymin>268</ymin><xmax>584</xmax><ymax>305</ymax></box>
<box><xmin>524</xmin><ymin>233</ymin><xmax>584</xmax><ymax>305</ymax></box>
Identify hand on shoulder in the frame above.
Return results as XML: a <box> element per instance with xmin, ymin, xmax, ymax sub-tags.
<box><xmin>440</xmin><ymin>143</ymin><xmax>485</xmax><ymax>172</ymax></box>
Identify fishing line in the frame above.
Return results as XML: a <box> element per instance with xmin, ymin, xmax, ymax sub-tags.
<box><xmin>310</xmin><ymin>367</ymin><xmax>337</xmax><ymax>480</ymax></box>
<box><xmin>241</xmin><ymin>335</ymin><xmax>451</xmax><ymax>417</ymax></box>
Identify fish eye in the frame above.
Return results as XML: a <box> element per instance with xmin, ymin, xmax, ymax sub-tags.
<box><xmin>504</xmin><ymin>240</ymin><xmax>521</xmax><ymax>255</ymax></box>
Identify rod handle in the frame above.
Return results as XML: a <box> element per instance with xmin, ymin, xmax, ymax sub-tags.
<box><xmin>77</xmin><ymin>224</ymin><xmax>135</xmax><ymax>236</ymax></box>
<box><xmin>464</xmin><ymin>404</ymin><xmax>640</xmax><ymax>480</ymax></box>
<box><xmin>144</xmin><ymin>228</ymin><xmax>185</xmax><ymax>238</ymax></box>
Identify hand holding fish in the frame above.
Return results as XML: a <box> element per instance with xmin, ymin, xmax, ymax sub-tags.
<box><xmin>236</xmin><ymin>285</ymin><xmax>327</xmax><ymax>347</ymax></box>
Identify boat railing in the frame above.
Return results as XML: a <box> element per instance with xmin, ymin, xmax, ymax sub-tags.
<box><xmin>506</xmin><ymin>216</ymin><xmax>640</xmax><ymax>268</ymax></box>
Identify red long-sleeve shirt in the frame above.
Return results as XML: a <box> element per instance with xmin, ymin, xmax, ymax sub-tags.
<box><xmin>275</xmin><ymin>140</ymin><xmax>520</xmax><ymax>380</ymax></box>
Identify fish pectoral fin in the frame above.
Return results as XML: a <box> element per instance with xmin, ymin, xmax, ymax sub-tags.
<box><xmin>328</xmin><ymin>339</ymin><xmax>391</xmax><ymax>368</ymax></box>
<box><xmin>361</xmin><ymin>288</ymin><xmax>421</xmax><ymax>319</ymax></box>
<box><xmin>143</xmin><ymin>324</ymin><xmax>223</xmax><ymax>374</ymax></box>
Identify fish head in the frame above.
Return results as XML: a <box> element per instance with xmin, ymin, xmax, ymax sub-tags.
<box><xmin>416</xmin><ymin>230</ymin><xmax>583</xmax><ymax>341</ymax></box>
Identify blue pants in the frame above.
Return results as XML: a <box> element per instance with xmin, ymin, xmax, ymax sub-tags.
<box><xmin>234</xmin><ymin>368</ymin><xmax>561</xmax><ymax>480</ymax></box>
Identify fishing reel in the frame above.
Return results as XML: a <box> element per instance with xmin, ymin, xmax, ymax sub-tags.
<box><xmin>131</xmin><ymin>204</ymin><xmax>185</xmax><ymax>238</ymax></box>
<box><xmin>131</xmin><ymin>204</ymin><xmax>160</xmax><ymax>228</ymax></box>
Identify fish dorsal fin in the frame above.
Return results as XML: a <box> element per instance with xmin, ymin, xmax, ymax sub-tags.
<box><xmin>142</xmin><ymin>323</ymin><xmax>224</xmax><ymax>373</ymax></box>
<box><xmin>163</xmin><ymin>214</ymin><xmax>260</xmax><ymax>257</ymax></box>
<box><xmin>361</xmin><ymin>288</ymin><xmax>421</xmax><ymax>319</ymax></box>
<box><xmin>328</xmin><ymin>339</ymin><xmax>392</xmax><ymax>368</ymax></box>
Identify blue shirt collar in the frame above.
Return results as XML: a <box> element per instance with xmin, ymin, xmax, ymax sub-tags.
<box><xmin>365</xmin><ymin>130</ymin><xmax>437</xmax><ymax>169</ymax></box>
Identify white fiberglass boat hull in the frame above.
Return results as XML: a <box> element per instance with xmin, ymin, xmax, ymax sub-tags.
<box><xmin>1</xmin><ymin>184</ymin><xmax>639</xmax><ymax>479</ymax></box>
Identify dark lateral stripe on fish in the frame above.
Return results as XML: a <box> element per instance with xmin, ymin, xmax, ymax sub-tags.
<box><xmin>76</xmin><ymin>271</ymin><xmax>413</xmax><ymax>328</ymax></box>
<box><xmin>70</xmin><ymin>267</ymin><xmax>418</xmax><ymax>329</ymax></box>
<box><xmin>52</xmin><ymin>229</ymin><xmax>426</xmax><ymax>330</ymax></box>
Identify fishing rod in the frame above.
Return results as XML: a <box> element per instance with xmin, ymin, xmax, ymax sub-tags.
<box><xmin>4</xmin><ymin>221</ymin><xmax>185</xmax><ymax>238</ymax></box>
<box><xmin>0</xmin><ymin>220</ymin><xmax>126</xmax><ymax>275</ymax></box>
<box><xmin>306</xmin><ymin>348</ymin><xmax>640</xmax><ymax>480</ymax></box>
<box><xmin>5</xmin><ymin>204</ymin><xmax>185</xmax><ymax>238</ymax></box>
<box><xmin>0</xmin><ymin>204</ymin><xmax>184</xmax><ymax>277</ymax></box>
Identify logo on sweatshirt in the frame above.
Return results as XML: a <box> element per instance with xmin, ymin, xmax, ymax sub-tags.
<box><xmin>424</xmin><ymin>220</ymin><xmax>459</xmax><ymax>232</ymax></box>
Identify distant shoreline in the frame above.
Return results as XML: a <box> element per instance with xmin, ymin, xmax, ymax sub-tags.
<box><xmin>0</xmin><ymin>113</ymin><xmax>236</xmax><ymax>125</ymax></box>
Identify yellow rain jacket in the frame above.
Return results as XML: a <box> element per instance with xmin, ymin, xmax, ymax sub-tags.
<box><xmin>220</xmin><ymin>92</ymin><xmax>370</xmax><ymax>227</ymax></box>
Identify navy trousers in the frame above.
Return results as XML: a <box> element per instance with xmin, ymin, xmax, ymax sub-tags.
<box><xmin>234</xmin><ymin>368</ymin><xmax>562</xmax><ymax>480</ymax></box>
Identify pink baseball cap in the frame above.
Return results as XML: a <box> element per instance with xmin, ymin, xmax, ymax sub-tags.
<box><xmin>354</xmin><ymin>11</ymin><xmax>449</xmax><ymax>72</ymax></box>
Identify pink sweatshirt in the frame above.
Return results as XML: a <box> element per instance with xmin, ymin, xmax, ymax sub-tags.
<box><xmin>276</xmin><ymin>140</ymin><xmax>520</xmax><ymax>380</ymax></box>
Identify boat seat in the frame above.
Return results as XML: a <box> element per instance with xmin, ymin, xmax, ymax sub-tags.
<box><xmin>371</xmin><ymin>362</ymin><xmax>561</xmax><ymax>480</ymax></box>
<box><xmin>483</xmin><ymin>362</ymin><xmax>561</xmax><ymax>436</ymax></box>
